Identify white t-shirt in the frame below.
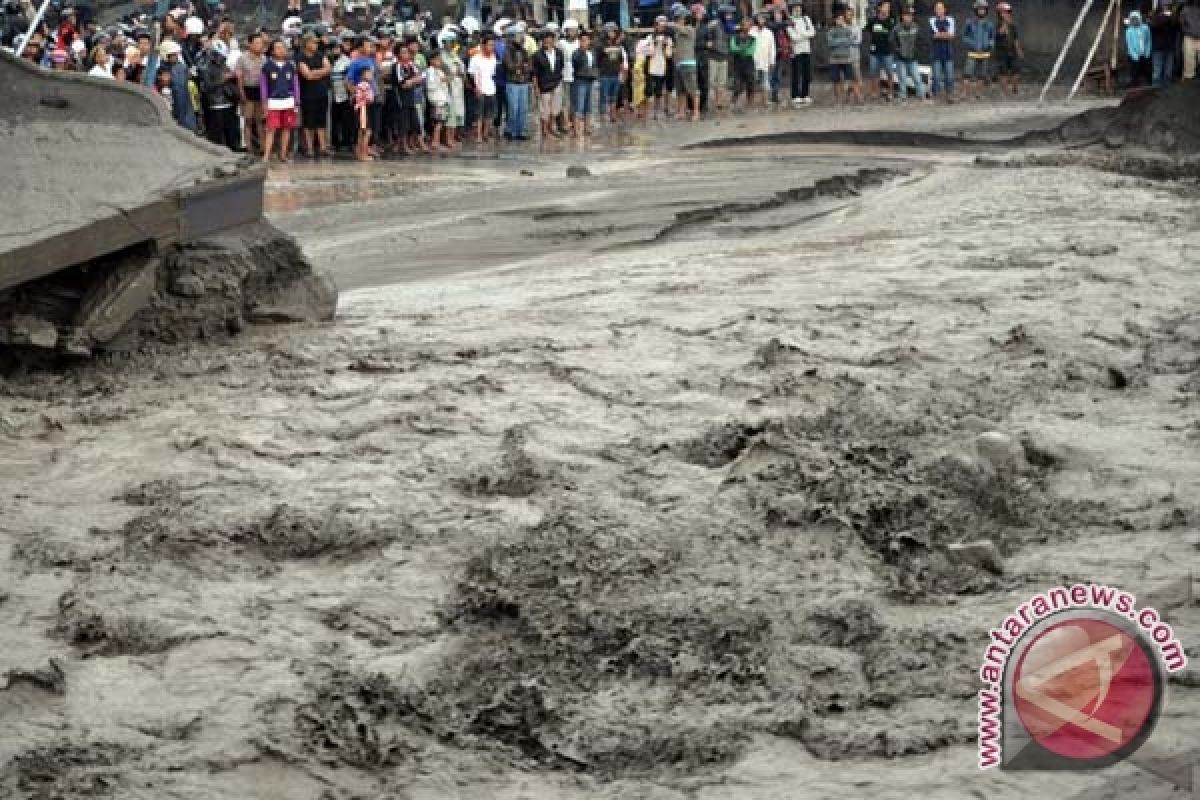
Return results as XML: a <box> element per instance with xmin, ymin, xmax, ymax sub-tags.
<box><xmin>88</xmin><ymin>63</ymin><xmax>113</xmax><ymax>78</ymax></box>
<box><xmin>560</xmin><ymin>38</ymin><xmax>579</xmax><ymax>81</ymax></box>
<box><xmin>468</xmin><ymin>53</ymin><xmax>496</xmax><ymax>95</ymax></box>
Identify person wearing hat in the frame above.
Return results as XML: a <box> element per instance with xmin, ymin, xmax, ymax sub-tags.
<box><xmin>297</xmin><ymin>31</ymin><xmax>333</xmax><ymax>156</ymax></box>
<box><xmin>161</xmin><ymin>39</ymin><xmax>198</xmax><ymax>130</ymax></box>
<box><xmin>961</xmin><ymin>0</ymin><xmax>994</xmax><ymax>99</ymax></box>
<box><xmin>502</xmin><ymin>22</ymin><xmax>532</xmax><ymax>139</ymax></box>
<box><xmin>1125</xmin><ymin>10</ymin><xmax>1152</xmax><ymax>88</ymax></box>
<box><xmin>532</xmin><ymin>27</ymin><xmax>564</xmax><ymax>138</ymax></box>
<box><xmin>928</xmin><ymin>0</ymin><xmax>956</xmax><ymax>101</ymax></box>
<box><xmin>993</xmin><ymin>2</ymin><xmax>1022</xmax><ymax>95</ymax></box>
<box><xmin>559</xmin><ymin>18</ymin><xmax>581</xmax><ymax>134</ymax></box>
<box><xmin>890</xmin><ymin>3</ymin><xmax>924</xmax><ymax>102</ymax></box>
<box><xmin>785</xmin><ymin>0</ymin><xmax>814</xmax><ymax>105</ymax></box>
<box><xmin>701</xmin><ymin>5</ymin><xmax>733</xmax><ymax>111</ymax></box>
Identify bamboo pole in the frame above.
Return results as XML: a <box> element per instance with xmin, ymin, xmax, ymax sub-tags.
<box><xmin>14</xmin><ymin>0</ymin><xmax>52</xmax><ymax>59</ymax></box>
<box><xmin>1067</xmin><ymin>0</ymin><xmax>1117</xmax><ymax>103</ymax></box>
<box><xmin>1111</xmin><ymin>0</ymin><xmax>1120</xmax><ymax>70</ymax></box>
<box><xmin>1039</xmin><ymin>0</ymin><xmax>1095</xmax><ymax>104</ymax></box>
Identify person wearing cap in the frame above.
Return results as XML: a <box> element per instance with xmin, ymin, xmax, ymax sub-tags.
<box><xmin>468</xmin><ymin>31</ymin><xmax>498</xmax><ymax>143</ymax></box>
<box><xmin>701</xmin><ymin>5</ymin><xmax>733</xmax><ymax>111</ymax></box>
<box><xmin>162</xmin><ymin>39</ymin><xmax>199</xmax><ymax>130</ymax></box>
<box><xmin>559</xmin><ymin>19</ymin><xmax>581</xmax><ymax>134</ymax></box>
<box><xmin>961</xmin><ymin>0</ymin><xmax>994</xmax><ymax>99</ymax></box>
<box><xmin>670</xmin><ymin>6</ymin><xmax>700</xmax><ymax>120</ymax></box>
<box><xmin>643</xmin><ymin>16</ymin><xmax>673</xmax><ymax>120</ymax></box>
<box><xmin>890</xmin><ymin>3</ymin><xmax>924</xmax><ymax>102</ymax></box>
<box><xmin>785</xmin><ymin>0</ymin><xmax>814</xmax><ymax>105</ymax></box>
<box><xmin>502</xmin><ymin>23</ymin><xmax>532</xmax><ymax>140</ymax></box>
<box><xmin>532</xmin><ymin>27</ymin><xmax>564</xmax><ymax>138</ymax></box>
<box><xmin>929</xmin><ymin>0</ymin><xmax>956</xmax><ymax>101</ymax></box>
<box><xmin>1125</xmin><ymin>11</ymin><xmax>1152</xmax><ymax>88</ymax></box>
<box><xmin>993</xmin><ymin>2</ymin><xmax>1022</xmax><ymax>96</ymax></box>
<box><xmin>237</xmin><ymin>33</ymin><xmax>267</xmax><ymax>153</ymax></box>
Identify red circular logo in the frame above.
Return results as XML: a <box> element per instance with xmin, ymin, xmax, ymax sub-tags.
<box><xmin>1012</xmin><ymin>617</ymin><xmax>1158</xmax><ymax>761</ymax></box>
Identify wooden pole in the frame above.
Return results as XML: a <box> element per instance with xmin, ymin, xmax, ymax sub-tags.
<box><xmin>1067</xmin><ymin>0</ymin><xmax>1117</xmax><ymax>103</ymax></box>
<box><xmin>1039</xmin><ymin>0</ymin><xmax>1095</xmax><ymax>104</ymax></box>
<box><xmin>1110</xmin><ymin>0</ymin><xmax>1121</xmax><ymax>71</ymax></box>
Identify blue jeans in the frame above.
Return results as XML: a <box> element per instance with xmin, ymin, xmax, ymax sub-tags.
<box><xmin>769</xmin><ymin>60</ymin><xmax>784</xmax><ymax>102</ymax></box>
<box><xmin>573</xmin><ymin>79</ymin><xmax>595</xmax><ymax>116</ymax></box>
<box><xmin>895</xmin><ymin>58</ymin><xmax>925</xmax><ymax>100</ymax></box>
<box><xmin>932</xmin><ymin>57</ymin><xmax>954</xmax><ymax>96</ymax></box>
<box><xmin>1152</xmin><ymin>49</ymin><xmax>1174</xmax><ymax>88</ymax></box>
<box><xmin>598</xmin><ymin>74</ymin><xmax>621</xmax><ymax>115</ymax></box>
<box><xmin>505</xmin><ymin>82</ymin><xmax>528</xmax><ymax>137</ymax></box>
<box><xmin>868</xmin><ymin>53</ymin><xmax>898</xmax><ymax>85</ymax></box>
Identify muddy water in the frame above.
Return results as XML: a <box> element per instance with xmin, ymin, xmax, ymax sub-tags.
<box><xmin>2</xmin><ymin>101</ymin><xmax>1198</xmax><ymax>800</ymax></box>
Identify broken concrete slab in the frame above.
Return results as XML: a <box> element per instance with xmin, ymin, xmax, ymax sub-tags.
<box><xmin>72</xmin><ymin>257</ymin><xmax>159</xmax><ymax>346</ymax></box>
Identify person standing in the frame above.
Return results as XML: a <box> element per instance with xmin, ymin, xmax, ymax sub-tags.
<box><xmin>236</xmin><ymin>33</ymin><xmax>267</xmax><ymax>153</ymax></box>
<box><xmin>298</xmin><ymin>32</ymin><xmax>332</xmax><ymax>156</ymax></box>
<box><xmin>993</xmin><ymin>2</ymin><xmax>1022</xmax><ymax>96</ymax></box>
<box><xmin>728</xmin><ymin>18</ymin><xmax>756</xmax><ymax>110</ymax></box>
<box><xmin>786</xmin><ymin>0</ymin><xmax>814</xmax><ymax>106</ymax></box>
<box><xmin>162</xmin><ymin>40</ymin><xmax>198</xmax><ymax>130</ymax></box>
<box><xmin>353</xmin><ymin>66</ymin><xmax>374</xmax><ymax>160</ymax></box>
<box><xmin>533</xmin><ymin>28</ymin><xmax>564</xmax><ymax>139</ymax></box>
<box><xmin>442</xmin><ymin>30</ymin><xmax>467</xmax><ymax>149</ymax></box>
<box><xmin>672</xmin><ymin>6</ymin><xmax>700</xmax><ymax>120</ymax></box>
<box><xmin>929</xmin><ymin>0</ymin><xmax>956</xmax><ymax>101</ymax></box>
<box><xmin>703</xmin><ymin>4</ymin><xmax>734</xmax><ymax>111</ymax></box>
<box><xmin>890</xmin><ymin>3</ymin><xmax>925</xmax><ymax>102</ymax></box>
<box><xmin>865</xmin><ymin>0</ymin><xmax>898</xmax><ymax>101</ymax></box>
<box><xmin>502</xmin><ymin>23</ymin><xmax>532</xmax><ymax>140</ymax></box>
<box><xmin>1125</xmin><ymin>11</ymin><xmax>1152</xmax><ymax>88</ymax></box>
<box><xmin>597</xmin><ymin>23</ymin><xmax>627</xmax><ymax>124</ymax></box>
<box><xmin>560</xmin><ymin>20</ymin><xmax>581</xmax><ymax>135</ymax></box>
<box><xmin>1181</xmin><ymin>0</ymin><xmax>1200</xmax><ymax>81</ymax></box>
<box><xmin>200</xmin><ymin>48</ymin><xmax>241</xmax><ymax>148</ymax></box>
<box><xmin>750</xmin><ymin>12</ymin><xmax>775</xmax><ymax>109</ymax></box>
<box><xmin>571</xmin><ymin>28</ymin><xmax>598</xmax><ymax>136</ymax></box>
<box><xmin>825</xmin><ymin>4</ymin><xmax>862</xmax><ymax>105</ymax></box>
<box><xmin>331</xmin><ymin>33</ymin><xmax>356</xmax><ymax>152</ymax></box>
<box><xmin>468</xmin><ymin>32</ymin><xmax>498</xmax><ymax>143</ymax></box>
<box><xmin>645</xmin><ymin>16</ymin><xmax>674</xmax><ymax>120</ymax></box>
<box><xmin>260</xmin><ymin>38</ymin><xmax>300</xmax><ymax>163</ymax></box>
<box><xmin>88</xmin><ymin>44</ymin><xmax>113</xmax><ymax>77</ymax></box>
<box><xmin>961</xmin><ymin>0</ymin><xmax>995</xmax><ymax>99</ymax></box>
<box><xmin>1149</xmin><ymin>5</ymin><xmax>1179</xmax><ymax>88</ymax></box>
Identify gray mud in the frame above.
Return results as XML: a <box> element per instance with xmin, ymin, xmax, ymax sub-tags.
<box><xmin>2</xmin><ymin>108</ymin><xmax>1199</xmax><ymax>800</ymax></box>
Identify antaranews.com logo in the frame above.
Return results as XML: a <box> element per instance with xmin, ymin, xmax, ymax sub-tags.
<box><xmin>978</xmin><ymin>582</ymin><xmax>1188</xmax><ymax>774</ymax></box>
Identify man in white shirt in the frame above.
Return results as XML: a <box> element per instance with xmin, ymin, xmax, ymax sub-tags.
<box><xmin>786</xmin><ymin>0</ymin><xmax>814</xmax><ymax>104</ymax></box>
<box><xmin>750</xmin><ymin>12</ymin><xmax>775</xmax><ymax>109</ymax></box>
<box><xmin>468</xmin><ymin>33</ymin><xmax>498</xmax><ymax>143</ymax></box>
<box><xmin>559</xmin><ymin>19</ymin><xmax>581</xmax><ymax>135</ymax></box>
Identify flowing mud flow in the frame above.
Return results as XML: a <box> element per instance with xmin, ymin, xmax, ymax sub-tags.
<box><xmin>2</xmin><ymin>96</ymin><xmax>1199</xmax><ymax>800</ymax></box>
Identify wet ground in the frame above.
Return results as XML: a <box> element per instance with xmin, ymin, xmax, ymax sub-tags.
<box><xmin>2</xmin><ymin>98</ymin><xmax>1199</xmax><ymax>800</ymax></box>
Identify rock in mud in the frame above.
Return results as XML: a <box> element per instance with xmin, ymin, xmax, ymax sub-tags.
<box><xmin>945</xmin><ymin>539</ymin><xmax>1005</xmax><ymax>574</ymax></box>
<box><xmin>566</xmin><ymin>165</ymin><xmax>592</xmax><ymax>178</ymax></box>
<box><xmin>973</xmin><ymin>431</ymin><xmax>1027</xmax><ymax>475</ymax></box>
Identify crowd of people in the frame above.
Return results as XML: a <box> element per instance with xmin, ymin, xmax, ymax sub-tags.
<box><xmin>5</xmin><ymin>0</ymin><xmax>1200</xmax><ymax>163</ymax></box>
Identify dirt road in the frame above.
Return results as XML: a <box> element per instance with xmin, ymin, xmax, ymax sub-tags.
<box><xmin>2</xmin><ymin>101</ymin><xmax>1198</xmax><ymax>800</ymax></box>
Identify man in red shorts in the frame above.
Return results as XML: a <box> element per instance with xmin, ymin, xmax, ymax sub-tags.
<box><xmin>260</xmin><ymin>38</ymin><xmax>300</xmax><ymax>164</ymax></box>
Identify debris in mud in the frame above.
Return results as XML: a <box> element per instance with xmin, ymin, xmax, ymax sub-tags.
<box><xmin>673</xmin><ymin>421</ymin><xmax>764</xmax><ymax>467</ymax></box>
<box><xmin>117</xmin><ymin>503</ymin><xmax>397</xmax><ymax>565</ymax></box>
<box><xmin>1070</xmin><ymin>242</ymin><xmax>1119</xmax><ymax>258</ymax></box>
<box><xmin>118</xmin><ymin>477</ymin><xmax>183</xmax><ymax>507</ymax></box>
<box><xmin>781</xmin><ymin>704</ymin><xmax>974</xmax><ymax>760</ymax></box>
<box><xmin>802</xmin><ymin>597</ymin><xmax>884</xmax><ymax>648</ymax></box>
<box><xmin>454</xmin><ymin>427</ymin><xmax>553</xmax><ymax>498</ymax></box>
<box><xmin>1</xmin><ymin>659</ymin><xmax>66</xmax><ymax>695</ymax></box>
<box><xmin>294</xmin><ymin>671</ymin><xmax>429</xmax><ymax>769</ymax></box>
<box><xmin>946</xmin><ymin>540</ymin><xmax>1005</xmax><ymax>574</ymax></box>
<box><xmin>1</xmin><ymin>741</ymin><xmax>133</xmax><ymax>800</ymax></box>
<box><xmin>565</xmin><ymin>165</ymin><xmax>592</xmax><ymax>178</ymax></box>
<box><xmin>56</xmin><ymin>590</ymin><xmax>179</xmax><ymax>657</ymax></box>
